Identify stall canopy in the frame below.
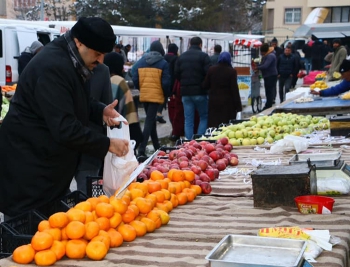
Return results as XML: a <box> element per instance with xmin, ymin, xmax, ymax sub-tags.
<box><xmin>294</xmin><ymin>23</ymin><xmax>350</xmax><ymax>38</ymax></box>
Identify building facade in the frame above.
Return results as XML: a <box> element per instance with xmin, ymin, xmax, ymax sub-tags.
<box><xmin>262</xmin><ymin>0</ymin><xmax>350</xmax><ymax>43</ymax></box>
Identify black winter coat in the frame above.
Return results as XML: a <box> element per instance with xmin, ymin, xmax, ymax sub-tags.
<box><xmin>0</xmin><ymin>36</ymin><xmax>110</xmax><ymax>216</ymax></box>
<box><xmin>18</xmin><ymin>52</ymin><xmax>33</xmax><ymax>76</ymax></box>
<box><xmin>175</xmin><ymin>45</ymin><xmax>211</xmax><ymax>96</ymax></box>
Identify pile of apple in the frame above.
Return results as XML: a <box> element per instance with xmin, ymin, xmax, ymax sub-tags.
<box><xmin>137</xmin><ymin>138</ymin><xmax>239</xmax><ymax>194</ymax></box>
<box><xmin>197</xmin><ymin>113</ymin><xmax>330</xmax><ymax>146</ymax></box>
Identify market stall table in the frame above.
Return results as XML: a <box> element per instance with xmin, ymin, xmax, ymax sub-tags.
<box><xmin>2</xmin><ymin>144</ymin><xmax>350</xmax><ymax>267</ymax></box>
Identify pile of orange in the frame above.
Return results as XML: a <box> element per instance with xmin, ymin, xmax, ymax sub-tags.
<box><xmin>12</xmin><ymin>169</ymin><xmax>201</xmax><ymax>266</ymax></box>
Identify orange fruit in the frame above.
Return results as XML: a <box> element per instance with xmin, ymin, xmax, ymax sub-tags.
<box><xmin>170</xmin><ymin>182</ymin><xmax>182</xmax><ymax>194</ymax></box>
<box><xmin>65</xmin><ymin>239</ymin><xmax>87</xmax><ymax>259</ymax></box>
<box><xmin>154</xmin><ymin>209</ymin><xmax>170</xmax><ymax>225</ymax></box>
<box><xmin>146</xmin><ymin>210</ymin><xmax>162</xmax><ymax>229</ymax></box>
<box><xmin>75</xmin><ymin>201</ymin><xmax>92</xmax><ymax>212</ymax></box>
<box><xmin>110</xmin><ymin>198</ymin><xmax>128</xmax><ymax>214</ymax></box>
<box><xmin>34</xmin><ymin>249</ymin><xmax>57</xmax><ymax>266</ymax></box>
<box><xmin>38</xmin><ymin>220</ymin><xmax>51</xmax><ymax>232</ymax></box>
<box><xmin>152</xmin><ymin>191</ymin><xmax>165</xmax><ymax>203</ymax></box>
<box><xmin>167</xmin><ymin>183</ymin><xmax>177</xmax><ymax>194</ymax></box>
<box><xmin>183</xmin><ymin>188</ymin><xmax>196</xmax><ymax>202</ymax></box>
<box><xmin>86</xmin><ymin>240</ymin><xmax>108</xmax><ymax>260</ymax></box>
<box><xmin>145</xmin><ymin>194</ymin><xmax>157</xmax><ymax>207</ymax></box>
<box><xmin>48</xmin><ymin>212</ymin><xmax>69</xmax><ymax>229</ymax></box>
<box><xmin>31</xmin><ymin>231</ymin><xmax>54</xmax><ymax>251</ymax></box>
<box><xmin>170</xmin><ymin>193</ymin><xmax>179</xmax><ymax>208</ymax></box>
<box><xmin>122</xmin><ymin>207</ymin><xmax>136</xmax><ymax>223</ymax></box>
<box><xmin>147</xmin><ymin>181</ymin><xmax>162</xmax><ymax>193</ymax></box>
<box><xmin>176</xmin><ymin>192</ymin><xmax>188</xmax><ymax>205</ymax></box>
<box><xmin>117</xmin><ymin>224</ymin><xmax>137</xmax><ymax>242</ymax></box>
<box><xmin>12</xmin><ymin>244</ymin><xmax>35</xmax><ymax>264</ymax></box>
<box><xmin>87</xmin><ymin>197</ymin><xmax>101</xmax><ymax>210</ymax></box>
<box><xmin>135</xmin><ymin>183</ymin><xmax>149</xmax><ymax>196</ymax></box>
<box><xmin>109</xmin><ymin>212</ymin><xmax>123</xmax><ymax>229</ymax></box>
<box><xmin>150</xmin><ymin>170</ymin><xmax>164</xmax><ymax>181</ymax></box>
<box><xmin>158</xmin><ymin>179</ymin><xmax>169</xmax><ymax>190</ymax></box>
<box><xmin>191</xmin><ymin>184</ymin><xmax>202</xmax><ymax>195</ymax></box>
<box><xmin>107</xmin><ymin>228</ymin><xmax>123</xmax><ymax>248</ymax></box>
<box><xmin>91</xmin><ymin>234</ymin><xmax>110</xmax><ymax>251</ymax></box>
<box><xmin>95</xmin><ymin>202</ymin><xmax>115</xmax><ymax>218</ymax></box>
<box><xmin>50</xmin><ymin>240</ymin><xmax>66</xmax><ymax>260</ymax></box>
<box><xmin>140</xmin><ymin>217</ymin><xmax>157</xmax><ymax>233</ymax></box>
<box><xmin>65</xmin><ymin>221</ymin><xmax>85</xmax><ymax>239</ymax></box>
<box><xmin>129</xmin><ymin>204</ymin><xmax>140</xmax><ymax>217</ymax></box>
<box><xmin>171</xmin><ymin>170</ymin><xmax>185</xmax><ymax>182</ymax></box>
<box><xmin>95</xmin><ymin>216</ymin><xmax>111</xmax><ymax>231</ymax></box>
<box><xmin>121</xmin><ymin>194</ymin><xmax>131</xmax><ymax>205</ymax></box>
<box><xmin>85</xmin><ymin>211</ymin><xmax>94</xmax><ymax>223</ymax></box>
<box><xmin>61</xmin><ymin>227</ymin><xmax>68</xmax><ymax>240</ymax></box>
<box><xmin>66</xmin><ymin>208</ymin><xmax>86</xmax><ymax>223</ymax></box>
<box><xmin>155</xmin><ymin>202</ymin><xmax>170</xmax><ymax>212</ymax></box>
<box><xmin>129</xmin><ymin>188</ymin><xmax>145</xmax><ymax>200</ymax></box>
<box><xmin>167</xmin><ymin>169</ymin><xmax>176</xmax><ymax>180</ymax></box>
<box><xmin>98</xmin><ymin>195</ymin><xmax>110</xmax><ymax>203</ymax></box>
<box><xmin>183</xmin><ymin>170</ymin><xmax>195</xmax><ymax>182</ymax></box>
<box><xmin>135</xmin><ymin>198</ymin><xmax>153</xmax><ymax>214</ymax></box>
<box><xmin>183</xmin><ymin>180</ymin><xmax>192</xmax><ymax>189</ymax></box>
<box><xmin>127</xmin><ymin>182</ymin><xmax>138</xmax><ymax>191</ymax></box>
<box><xmin>161</xmin><ymin>189</ymin><xmax>171</xmax><ymax>200</ymax></box>
<box><xmin>43</xmin><ymin>227</ymin><xmax>62</xmax><ymax>241</ymax></box>
<box><xmin>129</xmin><ymin>220</ymin><xmax>147</xmax><ymax>237</ymax></box>
<box><xmin>84</xmin><ymin>221</ymin><xmax>100</xmax><ymax>240</ymax></box>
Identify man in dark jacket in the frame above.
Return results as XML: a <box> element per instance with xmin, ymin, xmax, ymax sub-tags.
<box><xmin>18</xmin><ymin>41</ymin><xmax>43</xmax><ymax>76</ymax></box>
<box><xmin>175</xmin><ymin>37</ymin><xmax>211</xmax><ymax>140</ymax></box>
<box><xmin>132</xmin><ymin>40</ymin><xmax>170</xmax><ymax>158</ymax></box>
<box><xmin>210</xmin><ymin>44</ymin><xmax>222</xmax><ymax>65</ymax></box>
<box><xmin>0</xmin><ymin>17</ymin><xmax>130</xmax><ymax>218</ymax></box>
<box><xmin>302</xmin><ymin>40</ymin><xmax>313</xmax><ymax>75</ymax></box>
<box><xmin>277</xmin><ymin>46</ymin><xmax>296</xmax><ymax>103</ymax></box>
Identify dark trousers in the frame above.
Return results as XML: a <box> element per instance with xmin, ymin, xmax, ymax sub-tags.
<box><xmin>263</xmin><ymin>75</ymin><xmax>277</xmax><ymax>110</ymax></box>
<box><xmin>138</xmin><ymin>102</ymin><xmax>160</xmax><ymax>154</ymax></box>
<box><xmin>278</xmin><ymin>75</ymin><xmax>292</xmax><ymax>103</ymax></box>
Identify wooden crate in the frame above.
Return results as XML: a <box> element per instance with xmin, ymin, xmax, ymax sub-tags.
<box><xmin>251</xmin><ymin>164</ymin><xmax>316</xmax><ymax>208</ymax></box>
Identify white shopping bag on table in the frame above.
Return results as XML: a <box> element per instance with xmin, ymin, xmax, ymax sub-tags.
<box><xmin>103</xmin><ymin>115</ymin><xmax>138</xmax><ymax>197</ymax></box>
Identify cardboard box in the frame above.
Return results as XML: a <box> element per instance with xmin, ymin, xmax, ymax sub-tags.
<box><xmin>251</xmin><ymin>164</ymin><xmax>316</xmax><ymax>208</ymax></box>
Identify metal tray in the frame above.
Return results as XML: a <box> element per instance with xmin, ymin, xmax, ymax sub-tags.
<box><xmin>289</xmin><ymin>150</ymin><xmax>341</xmax><ymax>167</ymax></box>
<box><xmin>205</xmin><ymin>235</ymin><xmax>307</xmax><ymax>267</ymax></box>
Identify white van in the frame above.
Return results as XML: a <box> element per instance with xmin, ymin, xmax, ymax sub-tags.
<box><xmin>0</xmin><ymin>24</ymin><xmax>59</xmax><ymax>86</ymax></box>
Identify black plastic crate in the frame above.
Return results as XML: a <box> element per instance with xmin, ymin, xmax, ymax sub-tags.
<box><xmin>86</xmin><ymin>176</ymin><xmax>104</xmax><ymax>198</ymax></box>
<box><xmin>0</xmin><ymin>210</ymin><xmax>46</xmax><ymax>259</ymax></box>
<box><xmin>159</xmin><ymin>146</ymin><xmax>178</xmax><ymax>153</ymax></box>
<box><xmin>62</xmin><ymin>190</ymin><xmax>88</xmax><ymax>208</ymax></box>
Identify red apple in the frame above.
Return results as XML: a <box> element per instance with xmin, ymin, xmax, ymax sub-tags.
<box><xmin>216</xmin><ymin>159</ymin><xmax>227</xmax><ymax>171</ymax></box>
<box><xmin>177</xmin><ymin>156</ymin><xmax>189</xmax><ymax>163</ymax></box>
<box><xmin>195</xmin><ymin>179</ymin><xmax>203</xmax><ymax>186</ymax></box>
<box><xmin>224</xmin><ymin>144</ymin><xmax>233</xmax><ymax>152</ymax></box>
<box><xmin>197</xmin><ymin>160</ymin><xmax>208</xmax><ymax>171</ymax></box>
<box><xmin>230</xmin><ymin>157</ymin><xmax>239</xmax><ymax>166</ymax></box>
<box><xmin>205</xmin><ymin>143</ymin><xmax>216</xmax><ymax>154</ymax></box>
<box><xmin>217</xmin><ymin>137</ymin><xmax>229</xmax><ymax>145</ymax></box>
<box><xmin>230</xmin><ymin>152</ymin><xmax>238</xmax><ymax>159</ymax></box>
<box><xmin>158</xmin><ymin>150</ymin><xmax>166</xmax><ymax>156</ymax></box>
<box><xmin>200</xmin><ymin>182</ymin><xmax>212</xmax><ymax>194</ymax></box>
<box><xmin>179</xmin><ymin>161</ymin><xmax>189</xmax><ymax>169</ymax></box>
<box><xmin>137</xmin><ymin>172</ymin><xmax>148</xmax><ymax>181</ymax></box>
<box><xmin>209</xmin><ymin>151</ymin><xmax>219</xmax><ymax>161</ymax></box>
<box><xmin>205</xmin><ymin>169</ymin><xmax>216</xmax><ymax>181</ymax></box>
<box><xmin>213</xmin><ymin>169</ymin><xmax>219</xmax><ymax>179</ymax></box>
<box><xmin>199</xmin><ymin>173</ymin><xmax>211</xmax><ymax>183</ymax></box>
<box><xmin>191</xmin><ymin>165</ymin><xmax>202</xmax><ymax>175</ymax></box>
<box><xmin>169</xmin><ymin>150</ymin><xmax>179</xmax><ymax>160</ymax></box>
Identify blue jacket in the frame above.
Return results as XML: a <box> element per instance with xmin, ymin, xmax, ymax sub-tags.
<box><xmin>320</xmin><ymin>80</ymin><xmax>350</xmax><ymax>97</ymax></box>
<box><xmin>257</xmin><ymin>48</ymin><xmax>278</xmax><ymax>78</ymax></box>
<box><xmin>277</xmin><ymin>54</ymin><xmax>295</xmax><ymax>77</ymax></box>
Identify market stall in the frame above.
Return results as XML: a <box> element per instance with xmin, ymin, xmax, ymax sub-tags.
<box><xmin>2</xmin><ymin>144</ymin><xmax>350</xmax><ymax>267</ymax></box>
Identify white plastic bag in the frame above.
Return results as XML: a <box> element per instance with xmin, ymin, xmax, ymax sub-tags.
<box><xmin>103</xmin><ymin>115</ymin><xmax>139</xmax><ymax>197</ymax></box>
<box><xmin>270</xmin><ymin>135</ymin><xmax>309</xmax><ymax>154</ymax></box>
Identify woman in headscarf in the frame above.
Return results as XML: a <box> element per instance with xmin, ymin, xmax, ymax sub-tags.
<box><xmin>203</xmin><ymin>51</ymin><xmax>242</xmax><ymax>127</ymax></box>
<box><xmin>104</xmin><ymin>52</ymin><xmax>143</xmax><ymax>150</ymax></box>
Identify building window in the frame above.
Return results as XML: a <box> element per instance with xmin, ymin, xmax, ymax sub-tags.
<box><xmin>324</xmin><ymin>6</ymin><xmax>350</xmax><ymax>23</ymax></box>
<box><xmin>284</xmin><ymin>8</ymin><xmax>301</xmax><ymax>24</ymax></box>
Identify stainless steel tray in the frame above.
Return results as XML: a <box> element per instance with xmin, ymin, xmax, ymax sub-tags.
<box><xmin>205</xmin><ymin>234</ymin><xmax>307</xmax><ymax>267</ymax></box>
<box><xmin>289</xmin><ymin>150</ymin><xmax>341</xmax><ymax>167</ymax></box>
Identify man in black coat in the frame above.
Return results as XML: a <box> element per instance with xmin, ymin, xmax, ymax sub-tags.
<box><xmin>0</xmin><ymin>17</ymin><xmax>130</xmax><ymax>218</ymax></box>
<box><xmin>175</xmin><ymin>37</ymin><xmax>211</xmax><ymax>140</ymax></box>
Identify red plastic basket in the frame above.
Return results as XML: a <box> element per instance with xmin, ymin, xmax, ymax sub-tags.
<box><xmin>294</xmin><ymin>195</ymin><xmax>335</xmax><ymax>214</ymax></box>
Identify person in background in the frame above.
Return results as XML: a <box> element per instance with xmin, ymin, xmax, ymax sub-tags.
<box><xmin>210</xmin><ymin>44</ymin><xmax>222</xmax><ymax>65</ymax></box>
<box><xmin>104</xmin><ymin>52</ymin><xmax>143</xmax><ymax>151</ymax></box>
<box><xmin>203</xmin><ymin>52</ymin><xmax>242</xmax><ymax>127</ymax></box>
<box><xmin>302</xmin><ymin>40</ymin><xmax>313</xmax><ymax>75</ymax></box>
<box><xmin>289</xmin><ymin>44</ymin><xmax>301</xmax><ymax>89</ymax></box>
<box><xmin>311</xmin><ymin>37</ymin><xmax>324</xmax><ymax>70</ymax></box>
<box><xmin>325</xmin><ymin>39</ymin><xmax>347</xmax><ymax>81</ymax></box>
<box><xmin>175</xmin><ymin>37</ymin><xmax>211</xmax><ymax>140</ymax></box>
<box><xmin>114</xmin><ymin>43</ymin><xmax>127</xmax><ymax>64</ymax></box>
<box><xmin>270</xmin><ymin>38</ymin><xmax>283</xmax><ymax>60</ymax></box>
<box><xmin>253</xmin><ymin>43</ymin><xmax>277</xmax><ymax>110</ymax></box>
<box><xmin>18</xmin><ymin>40</ymin><xmax>43</xmax><ymax>75</ymax></box>
<box><xmin>0</xmin><ymin>17</ymin><xmax>129</xmax><ymax>218</ymax></box>
<box><xmin>132</xmin><ymin>40</ymin><xmax>170</xmax><ymax>158</ymax></box>
<box><xmin>277</xmin><ymin>46</ymin><xmax>296</xmax><ymax>103</ymax></box>
<box><xmin>74</xmin><ymin>63</ymin><xmax>112</xmax><ymax>194</ymax></box>
<box><xmin>310</xmin><ymin>59</ymin><xmax>350</xmax><ymax>96</ymax></box>
<box><xmin>321</xmin><ymin>40</ymin><xmax>332</xmax><ymax>69</ymax></box>
<box><xmin>124</xmin><ymin>44</ymin><xmax>132</xmax><ymax>63</ymax></box>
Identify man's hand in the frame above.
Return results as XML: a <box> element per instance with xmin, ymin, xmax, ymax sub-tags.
<box><xmin>310</xmin><ymin>90</ymin><xmax>320</xmax><ymax>95</ymax></box>
<box><xmin>103</xmin><ymin>100</ymin><xmax>128</xmax><ymax>127</ymax></box>
<box><xmin>109</xmin><ymin>138</ymin><xmax>130</xmax><ymax>157</ymax></box>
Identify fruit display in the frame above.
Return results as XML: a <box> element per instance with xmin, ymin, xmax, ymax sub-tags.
<box><xmin>342</xmin><ymin>92</ymin><xmax>350</xmax><ymax>100</ymax></box>
<box><xmin>138</xmin><ymin>138</ymin><xmax>238</xmax><ymax>193</ymax></box>
<box><xmin>309</xmin><ymin>80</ymin><xmax>328</xmax><ymax>90</ymax></box>
<box><xmin>196</xmin><ymin>113</ymin><xmax>329</xmax><ymax>146</ymax></box>
<box><xmin>333</xmin><ymin>71</ymin><xmax>341</xmax><ymax>80</ymax></box>
<box><xmin>315</xmin><ymin>72</ymin><xmax>326</xmax><ymax>80</ymax></box>
<box><xmin>1</xmin><ymin>96</ymin><xmax>9</xmax><ymax>119</ymax></box>
<box><xmin>11</xmin><ymin>170</ymin><xmax>205</xmax><ymax>265</ymax></box>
